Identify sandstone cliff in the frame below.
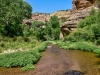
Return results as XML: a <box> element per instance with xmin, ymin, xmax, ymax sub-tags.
<box><xmin>62</xmin><ymin>0</ymin><xmax>99</xmax><ymax>30</ymax></box>
<box><xmin>31</xmin><ymin>10</ymin><xmax>71</xmax><ymax>22</ymax></box>
<box><xmin>23</xmin><ymin>10</ymin><xmax>71</xmax><ymax>25</ymax></box>
<box><xmin>32</xmin><ymin>13</ymin><xmax>50</xmax><ymax>22</ymax></box>
<box><xmin>60</xmin><ymin>0</ymin><xmax>100</xmax><ymax>38</ymax></box>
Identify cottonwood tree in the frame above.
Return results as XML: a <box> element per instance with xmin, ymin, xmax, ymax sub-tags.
<box><xmin>0</xmin><ymin>0</ymin><xmax>32</xmax><ymax>37</ymax></box>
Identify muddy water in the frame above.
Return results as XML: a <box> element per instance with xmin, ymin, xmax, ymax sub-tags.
<box><xmin>0</xmin><ymin>44</ymin><xmax>100</xmax><ymax>75</ymax></box>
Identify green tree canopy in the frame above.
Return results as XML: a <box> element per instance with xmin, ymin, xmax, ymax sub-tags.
<box><xmin>44</xmin><ymin>16</ymin><xmax>60</xmax><ymax>40</ymax></box>
<box><xmin>0</xmin><ymin>0</ymin><xmax>32</xmax><ymax>37</ymax></box>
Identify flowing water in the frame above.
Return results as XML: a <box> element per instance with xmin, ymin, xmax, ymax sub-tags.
<box><xmin>0</xmin><ymin>44</ymin><xmax>100</xmax><ymax>75</ymax></box>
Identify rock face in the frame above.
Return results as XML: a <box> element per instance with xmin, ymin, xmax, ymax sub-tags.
<box><xmin>23</xmin><ymin>11</ymin><xmax>71</xmax><ymax>26</ymax></box>
<box><xmin>72</xmin><ymin>0</ymin><xmax>97</xmax><ymax>11</ymax></box>
<box><xmin>31</xmin><ymin>11</ymin><xmax>71</xmax><ymax>22</ymax></box>
<box><xmin>22</xmin><ymin>13</ymin><xmax>50</xmax><ymax>25</ymax></box>
<box><xmin>60</xmin><ymin>0</ymin><xmax>99</xmax><ymax>38</ymax></box>
<box><xmin>50</xmin><ymin>10</ymin><xmax>71</xmax><ymax>20</ymax></box>
<box><xmin>62</xmin><ymin>0</ymin><xmax>98</xmax><ymax>29</ymax></box>
<box><xmin>32</xmin><ymin>13</ymin><xmax>50</xmax><ymax>22</ymax></box>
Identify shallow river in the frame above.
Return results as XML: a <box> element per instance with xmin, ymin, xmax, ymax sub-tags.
<box><xmin>0</xmin><ymin>44</ymin><xmax>100</xmax><ymax>75</ymax></box>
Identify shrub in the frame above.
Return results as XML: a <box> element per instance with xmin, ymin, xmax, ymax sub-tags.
<box><xmin>95</xmin><ymin>37</ymin><xmax>100</xmax><ymax>45</ymax></box>
<box><xmin>61</xmin><ymin>17</ymin><xmax>66</xmax><ymax>23</ymax></box>
<box><xmin>32</xmin><ymin>21</ymin><xmax>45</xmax><ymax>40</ymax></box>
<box><xmin>66</xmin><ymin>28</ymin><xmax>94</xmax><ymax>42</ymax></box>
<box><xmin>93</xmin><ymin>49</ymin><xmax>100</xmax><ymax>56</ymax></box>
<box><xmin>44</xmin><ymin>16</ymin><xmax>60</xmax><ymax>40</ymax></box>
<box><xmin>77</xmin><ymin>8</ymin><xmax>96</xmax><ymax>28</ymax></box>
<box><xmin>91</xmin><ymin>24</ymin><xmax>100</xmax><ymax>39</ymax></box>
<box><xmin>23</xmin><ymin>37</ymin><xmax>30</xmax><ymax>42</ymax></box>
<box><xmin>0</xmin><ymin>42</ymin><xmax>47</xmax><ymax>70</ymax></box>
<box><xmin>0</xmin><ymin>50</ymin><xmax>40</xmax><ymax>67</ymax></box>
<box><xmin>57</xmin><ymin>41</ymin><xmax>99</xmax><ymax>52</ymax></box>
<box><xmin>0</xmin><ymin>42</ymin><xmax>5</xmax><ymax>47</ymax></box>
<box><xmin>21</xmin><ymin>64</ymin><xmax>35</xmax><ymax>71</ymax></box>
<box><xmin>35</xmin><ymin>42</ymin><xmax>47</xmax><ymax>52</ymax></box>
<box><xmin>23</xmin><ymin>25</ymin><xmax>32</xmax><ymax>37</ymax></box>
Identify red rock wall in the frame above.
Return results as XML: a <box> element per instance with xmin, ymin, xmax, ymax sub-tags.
<box><xmin>72</xmin><ymin>0</ymin><xmax>97</xmax><ymax>12</ymax></box>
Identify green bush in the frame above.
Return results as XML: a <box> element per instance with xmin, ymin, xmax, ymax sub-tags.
<box><xmin>0</xmin><ymin>42</ymin><xmax>47</xmax><ymax>70</ymax></box>
<box><xmin>95</xmin><ymin>37</ymin><xmax>100</xmax><ymax>45</ymax></box>
<box><xmin>23</xmin><ymin>25</ymin><xmax>32</xmax><ymax>37</ymax></box>
<box><xmin>0</xmin><ymin>50</ymin><xmax>40</xmax><ymax>67</ymax></box>
<box><xmin>44</xmin><ymin>16</ymin><xmax>60</xmax><ymax>40</ymax></box>
<box><xmin>66</xmin><ymin>28</ymin><xmax>94</xmax><ymax>42</ymax></box>
<box><xmin>31</xmin><ymin>21</ymin><xmax>45</xmax><ymax>40</ymax></box>
<box><xmin>35</xmin><ymin>42</ymin><xmax>47</xmax><ymax>52</ymax></box>
<box><xmin>77</xmin><ymin>8</ymin><xmax>96</xmax><ymax>28</ymax></box>
<box><xmin>57</xmin><ymin>41</ymin><xmax>99</xmax><ymax>52</ymax></box>
<box><xmin>93</xmin><ymin>49</ymin><xmax>100</xmax><ymax>56</ymax></box>
<box><xmin>91</xmin><ymin>24</ymin><xmax>100</xmax><ymax>40</ymax></box>
<box><xmin>61</xmin><ymin>17</ymin><xmax>66</xmax><ymax>23</ymax></box>
<box><xmin>23</xmin><ymin>37</ymin><xmax>30</xmax><ymax>42</ymax></box>
<box><xmin>21</xmin><ymin>64</ymin><xmax>35</xmax><ymax>71</ymax></box>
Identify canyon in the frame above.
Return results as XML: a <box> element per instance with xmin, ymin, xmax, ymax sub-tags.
<box><xmin>23</xmin><ymin>0</ymin><xmax>99</xmax><ymax>38</ymax></box>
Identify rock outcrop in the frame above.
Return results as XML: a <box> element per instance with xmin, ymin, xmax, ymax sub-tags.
<box><xmin>62</xmin><ymin>0</ymin><xmax>99</xmax><ymax>29</ymax></box>
<box><xmin>22</xmin><ymin>13</ymin><xmax>50</xmax><ymax>25</ymax></box>
<box><xmin>50</xmin><ymin>10</ymin><xmax>71</xmax><ymax>20</ymax></box>
<box><xmin>23</xmin><ymin>11</ymin><xmax>71</xmax><ymax>25</ymax></box>
<box><xmin>32</xmin><ymin>13</ymin><xmax>50</xmax><ymax>22</ymax></box>
<box><xmin>72</xmin><ymin>0</ymin><xmax>97</xmax><ymax>11</ymax></box>
<box><xmin>60</xmin><ymin>0</ymin><xmax>99</xmax><ymax>38</ymax></box>
<box><xmin>31</xmin><ymin>10</ymin><xmax>71</xmax><ymax>22</ymax></box>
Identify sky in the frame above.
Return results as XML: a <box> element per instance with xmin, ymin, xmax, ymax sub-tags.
<box><xmin>25</xmin><ymin>0</ymin><xmax>72</xmax><ymax>13</ymax></box>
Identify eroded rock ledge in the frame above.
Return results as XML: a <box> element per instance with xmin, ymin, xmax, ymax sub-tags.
<box><xmin>60</xmin><ymin>0</ymin><xmax>99</xmax><ymax>38</ymax></box>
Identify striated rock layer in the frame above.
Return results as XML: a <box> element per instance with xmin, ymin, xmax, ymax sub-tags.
<box><xmin>32</xmin><ymin>13</ymin><xmax>50</xmax><ymax>22</ymax></box>
<box><xmin>23</xmin><ymin>9</ymin><xmax>71</xmax><ymax>24</ymax></box>
<box><xmin>63</xmin><ymin>0</ymin><xmax>99</xmax><ymax>29</ymax></box>
<box><xmin>60</xmin><ymin>0</ymin><xmax>99</xmax><ymax>38</ymax></box>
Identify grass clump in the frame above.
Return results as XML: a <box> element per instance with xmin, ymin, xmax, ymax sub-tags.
<box><xmin>0</xmin><ymin>36</ymin><xmax>40</xmax><ymax>53</ymax></box>
<box><xmin>21</xmin><ymin>64</ymin><xmax>35</xmax><ymax>71</ymax></box>
<box><xmin>93</xmin><ymin>49</ymin><xmax>100</xmax><ymax>56</ymax></box>
<box><xmin>57</xmin><ymin>41</ymin><xmax>99</xmax><ymax>52</ymax></box>
<box><xmin>35</xmin><ymin>42</ymin><xmax>47</xmax><ymax>52</ymax></box>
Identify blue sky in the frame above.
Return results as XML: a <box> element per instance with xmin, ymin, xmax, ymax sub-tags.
<box><xmin>26</xmin><ymin>0</ymin><xmax>72</xmax><ymax>13</ymax></box>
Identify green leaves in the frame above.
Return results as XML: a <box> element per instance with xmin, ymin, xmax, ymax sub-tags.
<box><xmin>31</xmin><ymin>21</ymin><xmax>45</xmax><ymax>40</ymax></box>
<box><xmin>71</xmin><ymin>8</ymin><xmax>100</xmax><ymax>43</ymax></box>
<box><xmin>0</xmin><ymin>0</ymin><xmax>32</xmax><ymax>37</ymax></box>
<box><xmin>21</xmin><ymin>64</ymin><xmax>35</xmax><ymax>71</ymax></box>
<box><xmin>44</xmin><ymin>16</ymin><xmax>60</xmax><ymax>40</ymax></box>
<box><xmin>0</xmin><ymin>51</ymin><xmax>39</xmax><ymax>67</ymax></box>
<box><xmin>57</xmin><ymin>41</ymin><xmax>99</xmax><ymax>52</ymax></box>
<box><xmin>0</xmin><ymin>42</ymin><xmax>47</xmax><ymax>70</ymax></box>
